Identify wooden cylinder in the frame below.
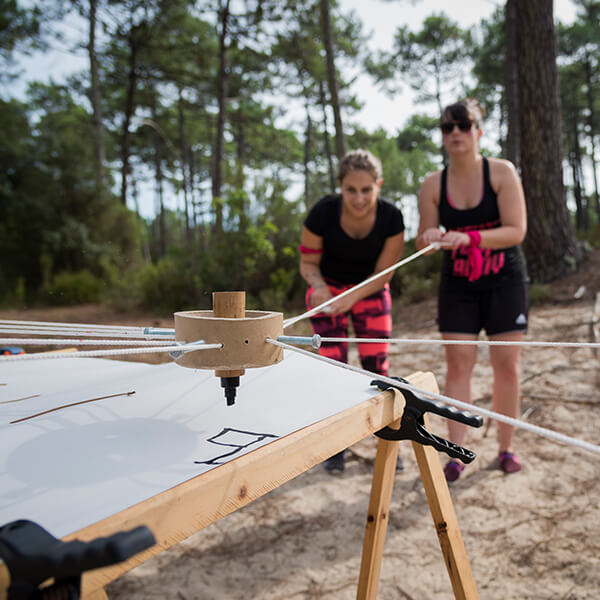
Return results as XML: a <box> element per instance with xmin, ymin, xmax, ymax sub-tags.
<box><xmin>213</xmin><ymin>291</ymin><xmax>245</xmax><ymax>378</ymax></box>
<box><xmin>173</xmin><ymin>293</ymin><xmax>284</xmax><ymax>372</ymax></box>
<box><xmin>212</xmin><ymin>291</ymin><xmax>245</xmax><ymax>319</ymax></box>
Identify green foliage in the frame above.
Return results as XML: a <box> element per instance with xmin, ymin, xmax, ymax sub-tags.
<box><xmin>43</xmin><ymin>270</ymin><xmax>104</xmax><ymax>306</ymax></box>
<box><xmin>1</xmin><ymin>1</ymin><xmax>598</xmax><ymax>315</ymax></box>
<box><xmin>110</xmin><ymin>182</ymin><xmax>307</xmax><ymax>314</ymax></box>
<box><xmin>468</xmin><ymin>7</ymin><xmax>506</xmax><ymax>129</ymax></box>
<box><xmin>367</xmin><ymin>13</ymin><xmax>473</xmax><ymax>110</ymax></box>
<box><xmin>136</xmin><ymin>255</ymin><xmax>200</xmax><ymax>314</ymax></box>
<box><xmin>0</xmin><ymin>83</ymin><xmax>146</xmax><ymax>305</ymax></box>
<box><xmin>0</xmin><ymin>276</ymin><xmax>26</xmax><ymax>308</ymax></box>
<box><xmin>259</xmin><ymin>266</ymin><xmax>299</xmax><ymax>311</ymax></box>
<box><xmin>390</xmin><ymin>239</ymin><xmax>442</xmax><ymax>304</ymax></box>
<box><xmin>576</xmin><ymin>222</ymin><xmax>600</xmax><ymax>249</ymax></box>
<box><xmin>529</xmin><ymin>282</ymin><xmax>550</xmax><ymax>305</ymax></box>
<box><xmin>396</xmin><ymin>271</ymin><xmax>439</xmax><ymax>305</ymax></box>
<box><xmin>0</xmin><ymin>0</ymin><xmax>47</xmax><ymax>83</ymax></box>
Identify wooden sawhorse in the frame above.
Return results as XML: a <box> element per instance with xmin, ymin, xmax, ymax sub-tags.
<box><xmin>62</xmin><ymin>370</ymin><xmax>478</xmax><ymax>599</ymax></box>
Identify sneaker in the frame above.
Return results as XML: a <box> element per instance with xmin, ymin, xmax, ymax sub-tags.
<box><xmin>396</xmin><ymin>454</ymin><xmax>405</xmax><ymax>473</ymax></box>
<box><xmin>324</xmin><ymin>452</ymin><xmax>345</xmax><ymax>474</ymax></box>
<box><xmin>444</xmin><ymin>460</ymin><xmax>465</xmax><ymax>482</ymax></box>
<box><xmin>499</xmin><ymin>451</ymin><xmax>522</xmax><ymax>474</ymax></box>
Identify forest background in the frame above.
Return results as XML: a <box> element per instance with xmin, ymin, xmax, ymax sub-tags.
<box><xmin>1</xmin><ymin>0</ymin><xmax>599</xmax><ymax>316</ymax></box>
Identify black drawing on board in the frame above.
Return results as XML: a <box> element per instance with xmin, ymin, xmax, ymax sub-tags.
<box><xmin>195</xmin><ymin>427</ymin><xmax>278</xmax><ymax>465</ymax></box>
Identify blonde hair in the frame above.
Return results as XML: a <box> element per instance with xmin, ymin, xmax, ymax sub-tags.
<box><xmin>337</xmin><ymin>149</ymin><xmax>383</xmax><ymax>182</ymax></box>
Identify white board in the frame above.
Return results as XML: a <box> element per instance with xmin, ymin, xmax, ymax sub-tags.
<box><xmin>0</xmin><ymin>353</ymin><xmax>377</xmax><ymax>538</ymax></box>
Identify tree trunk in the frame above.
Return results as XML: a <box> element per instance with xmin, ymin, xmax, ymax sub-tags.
<box><xmin>574</xmin><ymin>119</ymin><xmax>588</xmax><ymax>231</ymax></box>
<box><xmin>303</xmin><ymin>98</ymin><xmax>312</xmax><ymax>212</ymax></box>
<box><xmin>177</xmin><ymin>88</ymin><xmax>192</xmax><ymax>243</ymax></box>
<box><xmin>319</xmin><ymin>81</ymin><xmax>336</xmax><ymax>193</ymax></box>
<box><xmin>120</xmin><ymin>28</ymin><xmax>138</xmax><ymax>207</ymax></box>
<box><xmin>188</xmin><ymin>150</ymin><xmax>198</xmax><ymax>229</ymax></box>
<box><xmin>504</xmin><ymin>0</ymin><xmax>521</xmax><ymax>168</ymax></box>
<box><xmin>568</xmin><ymin>124</ymin><xmax>585</xmax><ymax>231</ymax></box>
<box><xmin>584</xmin><ymin>58</ymin><xmax>600</xmax><ymax>221</ymax></box>
<box><xmin>320</xmin><ymin>0</ymin><xmax>346</xmax><ymax>159</ymax></box>
<box><xmin>234</xmin><ymin>111</ymin><xmax>245</xmax><ymax>189</ymax></box>
<box><xmin>87</xmin><ymin>0</ymin><xmax>105</xmax><ymax>192</ymax></box>
<box><xmin>513</xmin><ymin>0</ymin><xmax>580</xmax><ymax>281</ymax></box>
<box><xmin>151</xmin><ymin>97</ymin><xmax>166</xmax><ymax>258</ymax></box>
<box><xmin>212</xmin><ymin>0</ymin><xmax>230</xmax><ymax>233</ymax></box>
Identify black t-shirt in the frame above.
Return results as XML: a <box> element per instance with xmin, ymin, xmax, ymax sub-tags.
<box><xmin>304</xmin><ymin>194</ymin><xmax>405</xmax><ymax>284</ymax></box>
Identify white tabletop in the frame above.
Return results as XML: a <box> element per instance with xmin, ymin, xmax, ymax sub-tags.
<box><xmin>0</xmin><ymin>352</ymin><xmax>376</xmax><ymax>538</ymax></box>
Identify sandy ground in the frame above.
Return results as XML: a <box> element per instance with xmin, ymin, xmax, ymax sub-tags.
<box><xmin>2</xmin><ymin>252</ymin><xmax>600</xmax><ymax>599</ymax></box>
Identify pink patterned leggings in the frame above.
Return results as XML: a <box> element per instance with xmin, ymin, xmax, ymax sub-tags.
<box><xmin>306</xmin><ymin>282</ymin><xmax>392</xmax><ymax>376</ymax></box>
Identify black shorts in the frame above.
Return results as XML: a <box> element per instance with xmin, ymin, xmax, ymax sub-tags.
<box><xmin>438</xmin><ymin>279</ymin><xmax>529</xmax><ymax>336</ymax></box>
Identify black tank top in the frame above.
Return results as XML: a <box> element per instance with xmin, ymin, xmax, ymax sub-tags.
<box><xmin>439</xmin><ymin>158</ymin><xmax>527</xmax><ymax>288</ymax></box>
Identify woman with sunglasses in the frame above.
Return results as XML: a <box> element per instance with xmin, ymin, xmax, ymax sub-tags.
<box><xmin>417</xmin><ymin>98</ymin><xmax>528</xmax><ymax>482</ymax></box>
<box><xmin>300</xmin><ymin>148</ymin><xmax>405</xmax><ymax>474</ymax></box>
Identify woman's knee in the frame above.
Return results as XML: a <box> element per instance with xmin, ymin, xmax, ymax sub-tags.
<box><xmin>490</xmin><ymin>349</ymin><xmax>521</xmax><ymax>381</ymax></box>
<box><xmin>445</xmin><ymin>348</ymin><xmax>477</xmax><ymax>379</ymax></box>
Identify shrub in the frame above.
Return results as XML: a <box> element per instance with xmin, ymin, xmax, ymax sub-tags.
<box><xmin>137</xmin><ymin>257</ymin><xmax>200</xmax><ymax>314</ymax></box>
<box><xmin>396</xmin><ymin>272</ymin><xmax>439</xmax><ymax>305</ymax></box>
<box><xmin>44</xmin><ymin>270</ymin><xmax>103</xmax><ymax>305</ymax></box>
<box><xmin>529</xmin><ymin>282</ymin><xmax>549</xmax><ymax>305</ymax></box>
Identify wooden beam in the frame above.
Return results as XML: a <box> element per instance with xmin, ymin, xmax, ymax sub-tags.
<box><xmin>86</xmin><ymin>589</ymin><xmax>108</xmax><ymax>600</ymax></box>
<box><xmin>357</xmin><ymin>389</ymin><xmax>403</xmax><ymax>599</ymax></box>
<box><xmin>412</xmin><ymin>408</ymin><xmax>479</xmax><ymax>599</ymax></box>
<box><xmin>0</xmin><ymin>560</ymin><xmax>9</xmax><ymax>600</ymax></box>
<box><xmin>67</xmin><ymin>376</ymin><xmax>409</xmax><ymax>597</ymax></box>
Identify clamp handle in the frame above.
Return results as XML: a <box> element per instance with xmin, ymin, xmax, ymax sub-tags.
<box><xmin>375</xmin><ymin>420</ymin><xmax>477</xmax><ymax>463</ymax></box>
<box><xmin>371</xmin><ymin>378</ymin><xmax>482</xmax><ymax>465</ymax></box>
<box><xmin>371</xmin><ymin>378</ymin><xmax>483</xmax><ymax>428</ymax></box>
<box><xmin>0</xmin><ymin>520</ymin><xmax>155</xmax><ymax>599</ymax></box>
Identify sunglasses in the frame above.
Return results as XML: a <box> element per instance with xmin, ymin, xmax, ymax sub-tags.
<box><xmin>440</xmin><ymin>120</ymin><xmax>473</xmax><ymax>134</ymax></box>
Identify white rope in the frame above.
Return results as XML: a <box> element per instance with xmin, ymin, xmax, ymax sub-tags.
<box><xmin>266</xmin><ymin>338</ymin><xmax>600</xmax><ymax>457</ymax></box>
<box><xmin>0</xmin><ymin>326</ymin><xmax>175</xmax><ymax>339</ymax></box>
<box><xmin>0</xmin><ymin>319</ymin><xmax>156</xmax><ymax>332</ymax></box>
<box><xmin>0</xmin><ymin>320</ymin><xmax>175</xmax><ymax>339</ymax></box>
<box><xmin>283</xmin><ymin>244</ymin><xmax>437</xmax><ymax>329</ymax></box>
<box><xmin>0</xmin><ymin>342</ymin><xmax>221</xmax><ymax>362</ymax></box>
<box><xmin>313</xmin><ymin>336</ymin><xmax>600</xmax><ymax>350</ymax></box>
<box><xmin>0</xmin><ymin>338</ymin><xmax>174</xmax><ymax>347</ymax></box>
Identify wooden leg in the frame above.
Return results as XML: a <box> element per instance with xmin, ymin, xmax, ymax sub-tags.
<box><xmin>85</xmin><ymin>588</ymin><xmax>109</xmax><ymax>599</ymax></box>
<box><xmin>356</xmin><ymin>416</ymin><xmax>401</xmax><ymax>599</ymax></box>
<box><xmin>357</xmin><ymin>373</ymin><xmax>478</xmax><ymax>600</ymax></box>
<box><xmin>412</xmin><ymin>415</ymin><xmax>479</xmax><ymax>600</ymax></box>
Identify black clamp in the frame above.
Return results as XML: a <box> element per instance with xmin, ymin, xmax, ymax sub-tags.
<box><xmin>0</xmin><ymin>519</ymin><xmax>156</xmax><ymax>599</ymax></box>
<box><xmin>371</xmin><ymin>377</ymin><xmax>483</xmax><ymax>465</ymax></box>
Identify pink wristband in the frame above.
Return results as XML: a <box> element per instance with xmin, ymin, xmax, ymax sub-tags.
<box><xmin>299</xmin><ymin>244</ymin><xmax>323</xmax><ymax>254</ymax></box>
<box><xmin>467</xmin><ymin>231</ymin><xmax>481</xmax><ymax>247</ymax></box>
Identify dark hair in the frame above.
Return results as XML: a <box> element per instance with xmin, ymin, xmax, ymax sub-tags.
<box><xmin>441</xmin><ymin>98</ymin><xmax>486</xmax><ymax>128</ymax></box>
<box><xmin>337</xmin><ymin>148</ymin><xmax>383</xmax><ymax>182</ymax></box>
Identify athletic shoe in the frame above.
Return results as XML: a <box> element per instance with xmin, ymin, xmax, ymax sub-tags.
<box><xmin>324</xmin><ymin>452</ymin><xmax>345</xmax><ymax>474</ymax></box>
<box><xmin>396</xmin><ymin>454</ymin><xmax>405</xmax><ymax>473</ymax></box>
<box><xmin>443</xmin><ymin>460</ymin><xmax>465</xmax><ymax>482</ymax></box>
<box><xmin>499</xmin><ymin>451</ymin><xmax>522</xmax><ymax>474</ymax></box>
